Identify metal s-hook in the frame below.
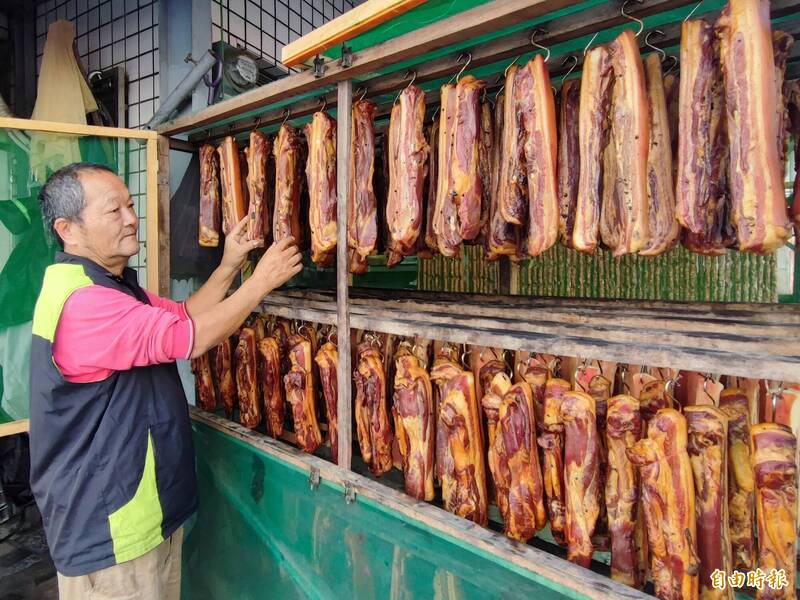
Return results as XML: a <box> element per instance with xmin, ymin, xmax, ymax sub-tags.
<box><xmin>318</xmin><ymin>95</ymin><xmax>328</xmax><ymax>112</ymax></box>
<box><xmin>454</xmin><ymin>51</ymin><xmax>472</xmax><ymax>83</ymax></box>
<box><xmin>621</xmin><ymin>0</ymin><xmax>645</xmax><ymax>37</ymax></box>
<box><xmin>355</xmin><ymin>86</ymin><xmax>368</xmax><ymax>102</ymax></box>
<box><xmin>561</xmin><ymin>55</ymin><xmax>578</xmax><ymax>83</ymax></box>
<box><xmin>495</xmin><ymin>55</ymin><xmax>519</xmax><ymax>99</ymax></box>
<box><xmin>281</xmin><ymin>107</ymin><xmax>291</xmax><ymax>126</ymax></box>
<box><xmin>393</xmin><ymin>69</ymin><xmax>417</xmax><ymax>106</ymax></box>
<box><xmin>253</xmin><ymin>116</ymin><xmax>261</xmax><ymax>131</ymax></box>
<box><xmin>644</xmin><ymin>29</ymin><xmax>667</xmax><ymax>62</ymax></box>
<box><xmin>530</xmin><ymin>28</ymin><xmax>550</xmax><ymax>63</ymax></box>
<box><xmin>583</xmin><ymin>32</ymin><xmax>600</xmax><ymax>56</ymax></box>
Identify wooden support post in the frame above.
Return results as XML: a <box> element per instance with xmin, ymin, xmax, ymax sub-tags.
<box><xmin>335</xmin><ymin>79</ymin><xmax>353</xmax><ymax>471</ymax></box>
<box><xmin>146</xmin><ymin>137</ymin><xmax>159</xmax><ymax>294</ymax></box>
<box><xmin>157</xmin><ymin>135</ymin><xmax>171</xmax><ymax>296</ymax></box>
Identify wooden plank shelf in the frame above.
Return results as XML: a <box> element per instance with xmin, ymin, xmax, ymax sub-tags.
<box><xmin>259</xmin><ymin>288</ymin><xmax>800</xmax><ymax>382</ymax></box>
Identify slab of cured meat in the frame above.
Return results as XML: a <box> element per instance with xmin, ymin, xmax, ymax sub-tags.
<box><xmin>348</xmin><ymin>99</ymin><xmax>378</xmax><ymax>273</ymax></box>
<box><xmin>387</xmin><ymin>85</ymin><xmax>429</xmax><ymax>260</ymax></box>
<box><xmin>392</xmin><ymin>343</ymin><xmax>435</xmax><ymax>500</ymax></box>
<box><xmin>217</xmin><ymin>136</ymin><xmax>247</xmax><ymax>235</ymax></box>
<box><xmin>198</xmin><ymin>144</ymin><xmax>221</xmax><ymax>247</ymax></box>
<box><xmin>245</xmin><ymin>130</ymin><xmax>270</xmax><ymax>243</ymax></box>
<box><xmin>305</xmin><ymin>111</ymin><xmax>337</xmax><ymax>265</ymax></box>
<box><xmin>432</xmin><ymin>345</ymin><xmax>488</xmax><ymax>525</ymax></box>
<box><xmin>718</xmin><ymin>0</ymin><xmax>791</xmax><ymax>253</ymax></box>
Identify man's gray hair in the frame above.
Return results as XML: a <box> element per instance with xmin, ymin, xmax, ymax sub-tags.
<box><xmin>39</xmin><ymin>162</ymin><xmax>116</xmax><ymax>249</ymax></box>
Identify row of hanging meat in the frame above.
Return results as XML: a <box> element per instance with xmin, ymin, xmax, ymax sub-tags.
<box><xmin>191</xmin><ymin>316</ymin><xmax>799</xmax><ymax>600</ymax></box>
<box><xmin>198</xmin><ymin>0</ymin><xmax>800</xmax><ymax>273</ymax></box>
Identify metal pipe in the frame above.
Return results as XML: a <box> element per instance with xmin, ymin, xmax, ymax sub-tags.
<box><xmin>145</xmin><ymin>49</ymin><xmax>217</xmax><ymax>130</ymax></box>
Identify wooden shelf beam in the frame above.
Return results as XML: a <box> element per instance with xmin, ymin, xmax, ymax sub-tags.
<box><xmin>259</xmin><ymin>288</ymin><xmax>800</xmax><ymax>382</ymax></box>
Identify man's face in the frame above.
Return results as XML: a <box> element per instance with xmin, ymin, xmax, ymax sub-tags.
<box><xmin>66</xmin><ymin>170</ymin><xmax>140</xmax><ymax>260</ymax></box>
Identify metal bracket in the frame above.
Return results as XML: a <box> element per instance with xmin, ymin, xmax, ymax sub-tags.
<box><xmin>313</xmin><ymin>55</ymin><xmax>326</xmax><ymax>78</ymax></box>
<box><xmin>309</xmin><ymin>467</ymin><xmax>320</xmax><ymax>491</ymax></box>
<box><xmin>343</xmin><ymin>481</ymin><xmax>356</xmax><ymax>504</ymax></box>
<box><xmin>339</xmin><ymin>44</ymin><xmax>353</xmax><ymax>68</ymax></box>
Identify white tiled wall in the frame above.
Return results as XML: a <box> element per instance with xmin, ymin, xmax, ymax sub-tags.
<box><xmin>211</xmin><ymin>0</ymin><xmax>358</xmax><ymax>68</ymax></box>
<box><xmin>35</xmin><ymin>0</ymin><xmax>159</xmax><ymax>282</ymax></box>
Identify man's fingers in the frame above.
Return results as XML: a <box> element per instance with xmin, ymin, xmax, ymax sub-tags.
<box><xmin>230</xmin><ymin>215</ymin><xmax>249</xmax><ymax>237</ymax></box>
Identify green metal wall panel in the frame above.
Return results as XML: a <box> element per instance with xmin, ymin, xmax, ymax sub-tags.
<box><xmin>183</xmin><ymin>422</ymin><xmax>588</xmax><ymax>600</ymax></box>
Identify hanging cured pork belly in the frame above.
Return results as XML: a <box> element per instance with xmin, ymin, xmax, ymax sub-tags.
<box><xmin>245</xmin><ymin>130</ymin><xmax>270</xmax><ymax>243</ymax></box>
<box><xmin>214</xmin><ymin>337</ymin><xmax>237</xmax><ymax>419</ymax></box>
<box><xmin>354</xmin><ymin>341</ymin><xmax>393</xmax><ymax>475</ymax></box>
<box><xmin>392</xmin><ymin>344</ymin><xmax>435</xmax><ymax>500</ymax></box>
<box><xmin>601</xmin><ymin>30</ymin><xmax>650</xmax><ymax>256</ymax></box>
<box><xmin>573</xmin><ymin>46</ymin><xmax>613</xmax><ymax>253</ymax></box>
<box><xmin>664</xmin><ymin>71</ymin><xmax>680</xmax><ymax>184</ymax></box>
<box><xmin>235</xmin><ymin>327</ymin><xmax>260</xmax><ymax>429</ymax></box>
<box><xmin>516</xmin><ymin>55</ymin><xmax>558</xmax><ymax>257</ymax></box>
<box><xmin>718</xmin><ymin>0</ymin><xmax>791</xmax><ymax>253</ymax></box>
<box><xmin>677</xmin><ymin>19</ymin><xmax>735</xmax><ymax>256</ymax></box>
<box><xmin>557</xmin><ymin>79</ymin><xmax>580</xmax><ymax>248</ymax></box>
<box><xmin>560</xmin><ymin>390</ymin><xmax>601</xmax><ymax>567</ymax></box>
<box><xmin>539</xmin><ymin>378</ymin><xmax>569</xmax><ymax>546</ymax></box>
<box><xmin>273</xmin><ymin>124</ymin><xmax>303</xmax><ymax>245</ymax></box>
<box><xmin>386</xmin><ymin>85</ymin><xmax>429</xmax><ymax>261</ymax></box>
<box><xmin>486</xmin><ymin>91</ymin><xmax>521</xmax><ymax>260</ymax></box>
<box><xmin>284</xmin><ymin>333</ymin><xmax>322</xmax><ymax>453</ymax></box>
<box><xmin>258</xmin><ymin>336</ymin><xmax>284</xmax><ymax>438</ymax></box>
<box><xmin>434</xmin><ymin>76</ymin><xmax>484</xmax><ymax>256</ymax></box>
<box><xmin>217</xmin><ymin>136</ymin><xmax>247</xmax><ymax>235</ymax></box>
<box><xmin>685</xmin><ymin>405</ymin><xmax>733</xmax><ymax>600</ymax></box>
<box><xmin>718</xmin><ymin>389</ymin><xmax>756</xmax><ymax>571</ymax></box>
<box><xmin>314</xmin><ymin>341</ymin><xmax>339</xmax><ymax>464</ymax></box>
<box><xmin>605</xmin><ymin>394</ymin><xmax>645</xmax><ymax>589</ymax></box>
<box><xmin>627</xmin><ymin>409</ymin><xmax>699</xmax><ymax>600</ymax></box>
<box><xmin>432</xmin><ymin>346</ymin><xmax>488</xmax><ymax>525</ymax></box>
<box><xmin>423</xmin><ymin>120</ymin><xmax>440</xmax><ymax>255</ymax></box>
<box><xmin>305</xmin><ymin>111</ymin><xmax>337</xmax><ymax>265</ymax></box>
<box><xmin>198</xmin><ymin>144</ymin><xmax>221</xmax><ymax>247</ymax></box>
<box><xmin>486</xmin><ymin>375</ymin><xmax>547</xmax><ymax>541</ymax></box>
<box><xmin>640</xmin><ymin>54</ymin><xmax>680</xmax><ymax>256</ymax></box>
<box><xmin>751</xmin><ymin>423</ymin><xmax>798</xmax><ymax>599</ymax></box>
<box><xmin>348</xmin><ymin>99</ymin><xmax>378</xmax><ymax>274</ymax></box>
<box><xmin>191</xmin><ymin>351</ymin><xmax>217</xmax><ymax>412</ymax></box>
<box><xmin>481</xmin><ymin>370</ymin><xmax>511</xmax><ymax>463</ymax></box>
<box><xmin>498</xmin><ymin>65</ymin><xmax>527</xmax><ymax>227</ymax></box>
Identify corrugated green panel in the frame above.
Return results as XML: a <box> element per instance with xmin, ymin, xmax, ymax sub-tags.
<box><xmin>184</xmin><ymin>422</ymin><xmax>587</xmax><ymax>599</ymax></box>
<box><xmin>418</xmin><ymin>245</ymin><xmax>777</xmax><ymax>302</ymax></box>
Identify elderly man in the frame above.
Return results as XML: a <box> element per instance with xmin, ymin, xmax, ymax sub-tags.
<box><xmin>28</xmin><ymin>162</ymin><xmax>301</xmax><ymax>599</ymax></box>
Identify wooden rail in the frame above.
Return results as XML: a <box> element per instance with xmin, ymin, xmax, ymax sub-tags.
<box><xmin>260</xmin><ymin>289</ymin><xmax>800</xmax><ymax>382</ymax></box>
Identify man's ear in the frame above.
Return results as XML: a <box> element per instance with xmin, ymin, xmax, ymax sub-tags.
<box><xmin>52</xmin><ymin>217</ymin><xmax>75</xmax><ymax>248</ymax></box>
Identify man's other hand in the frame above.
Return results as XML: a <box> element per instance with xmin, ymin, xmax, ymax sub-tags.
<box><xmin>253</xmin><ymin>237</ymin><xmax>303</xmax><ymax>294</ymax></box>
<box><xmin>220</xmin><ymin>216</ymin><xmax>263</xmax><ymax>272</ymax></box>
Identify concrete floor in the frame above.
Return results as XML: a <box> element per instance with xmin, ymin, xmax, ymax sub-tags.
<box><xmin>0</xmin><ymin>506</ymin><xmax>57</xmax><ymax>600</ymax></box>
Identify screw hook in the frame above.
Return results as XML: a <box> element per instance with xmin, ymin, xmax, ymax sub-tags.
<box><xmin>530</xmin><ymin>28</ymin><xmax>550</xmax><ymax>63</ymax></box>
<box><xmin>621</xmin><ymin>0</ymin><xmax>645</xmax><ymax>37</ymax></box>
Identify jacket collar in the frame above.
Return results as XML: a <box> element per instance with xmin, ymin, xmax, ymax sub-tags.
<box><xmin>54</xmin><ymin>252</ymin><xmax>139</xmax><ymax>287</ymax></box>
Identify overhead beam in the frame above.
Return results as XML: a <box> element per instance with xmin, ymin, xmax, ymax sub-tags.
<box><xmin>281</xmin><ymin>0</ymin><xmax>427</xmax><ymax>67</ymax></box>
<box><xmin>157</xmin><ymin>0</ymin><xmax>579</xmax><ymax>135</ymax></box>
